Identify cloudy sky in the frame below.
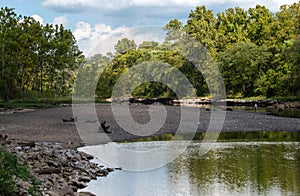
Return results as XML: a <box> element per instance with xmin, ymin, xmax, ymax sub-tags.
<box><xmin>1</xmin><ymin>0</ymin><xmax>298</xmax><ymax>55</ymax></box>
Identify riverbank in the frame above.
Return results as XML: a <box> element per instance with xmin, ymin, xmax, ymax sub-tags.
<box><xmin>0</xmin><ymin>135</ymin><xmax>118</xmax><ymax>195</ymax></box>
<box><xmin>126</xmin><ymin>97</ymin><xmax>300</xmax><ymax>108</ymax></box>
<box><xmin>1</xmin><ymin>104</ymin><xmax>300</xmax><ymax>145</ymax></box>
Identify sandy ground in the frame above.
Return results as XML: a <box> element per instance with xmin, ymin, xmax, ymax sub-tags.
<box><xmin>1</xmin><ymin>104</ymin><xmax>300</xmax><ymax>145</ymax></box>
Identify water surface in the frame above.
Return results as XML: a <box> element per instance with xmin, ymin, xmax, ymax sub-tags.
<box><xmin>79</xmin><ymin>141</ymin><xmax>300</xmax><ymax>195</ymax></box>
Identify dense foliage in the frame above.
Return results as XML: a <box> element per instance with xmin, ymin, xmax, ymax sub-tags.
<box><xmin>88</xmin><ymin>2</ymin><xmax>300</xmax><ymax>99</ymax></box>
<box><xmin>0</xmin><ymin>7</ymin><xmax>83</xmax><ymax>100</ymax></box>
<box><xmin>0</xmin><ymin>147</ymin><xmax>39</xmax><ymax>195</ymax></box>
<box><xmin>1</xmin><ymin>2</ymin><xmax>299</xmax><ymax>100</ymax></box>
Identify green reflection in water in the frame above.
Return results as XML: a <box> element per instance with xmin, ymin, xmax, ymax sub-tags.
<box><xmin>195</xmin><ymin>131</ymin><xmax>300</xmax><ymax>141</ymax></box>
<box><xmin>124</xmin><ymin>131</ymin><xmax>300</xmax><ymax>143</ymax></box>
<box><xmin>169</xmin><ymin>142</ymin><xmax>300</xmax><ymax>195</ymax></box>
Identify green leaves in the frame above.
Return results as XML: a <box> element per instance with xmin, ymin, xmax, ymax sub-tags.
<box><xmin>94</xmin><ymin>2</ymin><xmax>299</xmax><ymax>99</ymax></box>
<box><xmin>0</xmin><ymin>7</ymin><xmax>83</xmax><ymax>100</ymax></box>
<box><xmin>114</xmin><ymin>38</ymin><xmax>137</xmax><ymax>55</ymax></box>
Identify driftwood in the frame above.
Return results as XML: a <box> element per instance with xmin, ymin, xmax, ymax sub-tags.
<box><xmin>63</xmin><ymin>116</ymin><xmax>77</xmax><ymax>122</ymax></box>
<box><xmin>17</xmin><ymin>141</ymin><xmax>35</xmax><ymax>148</ymax></box>
<box><xmin>100</xmin><ymin>121</ymin><xmax>111</xmax><ymax>134</ymax></box>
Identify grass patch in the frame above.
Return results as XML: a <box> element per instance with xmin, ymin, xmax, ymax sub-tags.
<box><xmin>0</xmin><ymin>147</ymin><xmax>40</xmax><ymax>195</ymax></box>
<box><xmin>0</xmin><ymin>97</ymin><xmax>109</xmax><ymax>109</ymax></box>
<box><xmin>0</xmin><ymin>101</ymin><xmax>54</xmax><ymax>109</ymax></box>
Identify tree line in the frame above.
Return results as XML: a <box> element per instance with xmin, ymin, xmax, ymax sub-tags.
<box><xmin>0</xmin><ymin>7</ymin><xmax>83</xmax><ymax>100</ymax></box>
<box><xmin>1</xmin><ymin>2</ymin><xmax>299</xmax><ymax>101</ymax></box>
<box><xmin>87</xmin><ymin>2</ymin><xmax>299</xmax><ymax>99</ymax></box>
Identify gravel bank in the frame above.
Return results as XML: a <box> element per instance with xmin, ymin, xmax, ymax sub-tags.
<box><xmin>0</xmin><ymin>104</ymin><xmax>299</xmax><ymax>145</ymax></box>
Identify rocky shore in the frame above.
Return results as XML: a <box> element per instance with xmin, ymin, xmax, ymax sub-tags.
<box><xmin>0</xmin><ymin>135</ymin><xmax>119</xmax><ymax>196</ymax></box>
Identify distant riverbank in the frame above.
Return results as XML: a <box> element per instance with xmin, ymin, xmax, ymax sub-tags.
<box><xmin>110</xmin><ymin>97</ymin><xmax>300</xmax><ymax>109</ymax></box>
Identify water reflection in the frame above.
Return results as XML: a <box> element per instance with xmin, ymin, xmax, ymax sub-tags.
<box><xmin>175</xmin><ymin>142</ymin><xmax>300</xmax><ymax>195</ymax></box>
<box><xmin>80</xmin><ymin>142</ymin><xmax>300</xmax><ymax>195</ymax></box>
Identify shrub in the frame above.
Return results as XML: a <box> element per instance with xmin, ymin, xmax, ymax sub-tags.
<box><xmin>0</xmin><ymin>147</ymin><xmax>40</xmax><ymax>195</ymax></box>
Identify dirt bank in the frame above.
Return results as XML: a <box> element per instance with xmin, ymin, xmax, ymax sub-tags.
<box><xmin>0</xmin><ymin>104</ymin><xmax>300</xmax><ymax>145</ymax></box>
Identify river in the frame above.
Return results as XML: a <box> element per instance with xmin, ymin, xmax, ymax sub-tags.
<box><xmin>79</xmin><ymin>141</ymin><xmax>300</xmax><ymax>195</ymax></box>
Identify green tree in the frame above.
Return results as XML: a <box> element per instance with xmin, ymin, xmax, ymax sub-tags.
<box><xmin>216</xmin><ymin>7</ymin><xmax>249</xmax><ymax>51</ymax></box>
<box><xmin>94</xmin><ymin>1</ymin><xmax>300</xmax><ymax>99</ymax></box>
<box><xmin>286</xmin><ymin>36</ymin><xmax>300</xmax><ymax>96</ymax></box>
<box><xmin>186</xmin><ymin>6</ymin><xmax>218</xmax><ymax>56</ymax></box>
<box><xmin>247</xmin><ymin>5</ymin><xmax>275</xmax><ymax>47</ymax></box>
<box><xmin>114</xmin><ymin>38</ymin><xmax>137</xmax><ymax>55</ymax></box>
<box><xmin>0</xmin><ymin>7</ymin><xmax>21</xmax><ymax>100</ymax></box>
<box><xmin>164</xmin><ymin>19</ymin><xmax>183</xmax><ymax>41</ymax></box>
<box><xmin>219</xmin><ymin>42</ymin><xmax>271</xmax><ymax>97</ymax></box>
<box><xmin>138</xmin><ymin>41</ymin><xmax>159</xmax><ymax>49</ymax></box>
<box><xmin>0</xmin><ymin>7</ymin><xmax>83</xmax><ymax>100</ymax></box>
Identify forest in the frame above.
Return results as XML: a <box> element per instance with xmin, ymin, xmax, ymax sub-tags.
<box><xmin>0</xmin><ymin>7</ymin><xmax>83</xmax><ymax>101</ymax></box>
<box><xmin>0</xmin><ymin>2</ymin><xmax>299</xmax><ymax>101</ymax></box>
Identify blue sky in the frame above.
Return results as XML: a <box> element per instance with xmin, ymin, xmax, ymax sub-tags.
<box><xmin>1</xmin><ymin>0</ymin><xmax>298</xmax><ymax>55</ymax></box>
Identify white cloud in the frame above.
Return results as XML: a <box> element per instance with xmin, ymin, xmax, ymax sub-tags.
<box><xmin>42</xmin><ymin>0</ymin><xmax>201</xmax><ymax>10</ymax></box>
<box><xmin>74</xmin><ymin>22</ymin><xmax>165</xmax><ymax>56</ymax></box>
<box><xmin>52</xmin><ymin>15</ymin><xmax>69</xmax><ymax>26</ymax></box>
<box><xmin>131</xmin><ymin>0</ymin><xmax>199</xmax><ymax>7</ymax></box>
<box><xmin>32</xmin><ymin>14</ymin><xmax>44</xmax><ymax>24</ymax></box>
<box><xmin>73</xmin><ymin>22</ymin><xmax>126</xmax><ymax>56</ymax></box>
<box><xmin>43</xmin><ymin>0</ymin><xmax>89</xmax><ymax>8</ymax></box>
<box><xmin>42</xmin><ymin>0</ymin><xmax>299</xmax><ymax>11</ymax></box>
<box><xmin>54</xmin><ymin>0</ymin><xmax>298</xmax><ymax>55</ymax></box>
<box><xmin>215</xmin><ymin>0</ymin><xmax>299</xmax><ymax>11</ymax></box>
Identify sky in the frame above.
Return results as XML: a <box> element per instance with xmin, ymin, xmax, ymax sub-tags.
<box><xmin>1</xmin><ymin>0</ymin><xmax>299</xmax><ymax>56</ymax></box>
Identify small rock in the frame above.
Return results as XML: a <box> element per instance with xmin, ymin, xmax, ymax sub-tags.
<box><xmin>107</xmin><ymin>167</ymin><xmax>114</xmax><ymax>172</ymax></box>
<box><xmin>98</xmin><ymin>169</ymin><xmax>109</xmax><ymax>177</ymax></box>
<box><xmin>15</xmin><ymin>146</ymin><xmax>22</xmax><ymax>151</ymax></box>
<box><xmin>90</xmin><ymin>174</ymin><xmax>97</xmax><ymax>180</ymax></box>
<box><xmin>47</xmin><ymin>160</ymin><xmax>59</xmax><ymax>167</ymax></box>
<box><xmin>44</xmin><ymin>191</ymin><xmax>60</xmax><ymax>196</ymax></box>
<box><xmin>65</xmin><ymin>151</ymin><xmax>74</xmax><ymax>159</ymax></box>
<box><xmin>78</xmin><ymin>192</ymin><xmax>97</xmax><ymax>196</ymax></box>
<box><xmin>35</xmin><ymin>168</ymin><xmax>61</xmax><ymax>175</ymax></box>
<box><xmin>76</xmin><ymin>165</ymin><xmax>87</xmax><ymax>172</ymax></box>
<box><xmin>79</xmin><ymin>176</ymin><xmax>91</xmax><ymax>183</ymax></box>
<box><xmin>50</xmin><ymin>186</ymin><xmax>74</xmax><ymax>196</ymax></box>
<box><xmin>79</xmin><ymin>152</ymin><xmax>94</xmax><ymax>160</ymax></box>
<box><xmin>71</xmin><ymin>180</ymin><xmax>87</xmax><ymax>189</ymax></box>
<box><xmin>18</xmin><ymin>141</ymin><xmax>35</xmax><ymax>148</ymax></box>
